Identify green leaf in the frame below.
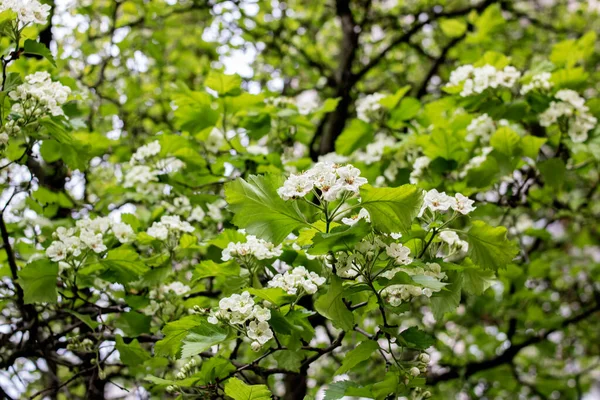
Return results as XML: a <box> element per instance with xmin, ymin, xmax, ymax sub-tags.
<box><xmin>462</xmin><ymin>268</ymin><xmax>495</xmax><ymax>295</ymax></box>
<box><xmin>389</xmin><ymin>97</ymin><xmax>420</xmax><ymax>123</ymax></box>
<box><xmin>411</xmin><ymin>275</ymin><xmax>448</xmax><ymax>291</ymax></box>
<box><xmin>17</xmin><ymin>259</ymin><xmax>58</xmax><ymax>304</ymax></box>
<box><xmin>225</xmin><ymin>174</ymin><xmax>310</xmax><ymax>244</ymax></box>
<box><xmin>181</xmin><ymin>322</ymin><xmax>229</xmax><ymax>358</ymax></box>
<box><xmin>398</xmin><ymin>327</ymin><xmax>435</xmax><ymax>350</ymax></box>
<box><xmin>65</xmin><ymin>310</ymin><xmax>100</xmax><ymax>329</ymax></box>
<box><xmin>490</xmin><ymin>127</ymin><xmax>521</xmax><ymax>157</ymax></box>
<box><xmin>173</xmin><ymin>87</ymin><xmax>220</xmax><ymax>134</ymax></box>
<box><xmin>538</xmin><ymin>158</ymin><xmax>566</xmax><ymax>189</ymax></box>
<box><xmin>440</xmin><ymin>19</ymin><xmax>467</xmax><ymax>38</ymax></box>
<box><xmin>314</xmin><ymin>276</ymin><xmax>354</xmax><ymax>331</ymax></box>
<box><xmin>372</xmin><ymin>371</ymin><xmax>399</xmax><ymax>400</ymax></box>
<box><xmin>115</xmin><ymin>312</ymin><xmax>152</xmax><ymax>337</ymax></box>
<box><xmin>308</xmin><ymin>220</ymin><xmax>371</xmax><ymax>255</ymax></box>
<box><xmin>224</xmin><ymin>377</ymin><xmax>272</xmax><ymax>400</ymax></box>
<box><xmin>335</xmin><ymin>120</ymin><xmax>374</xmax><ymax>155</ymax></box>
<box><xmin>92</xmin><ymin>248</ymin><xmax>149</xmax><ymax>283</ymax></box>
<box><xmin>360</xmin><ymin>184</ymin><xmax>424</xmax><ymax>235</ymax></box>
<box><xmin>194</xmin><ymin>260</ymin><xmax>240</xmax><ymax>280</ymax></box>
<box><xmin>379</xmin><ymin>86</ymin><xmax>411</xmax><ymax>109</ymax></box>
<box><xmin>273</xmin><ymin>351</ymin><xmax>303</xmax><ymax>372</ymax></box>
<box><xmin>205</xmin><ymin>71</ymin><xmax>242</xmax><ymax>96</ymax></box>
<box><xmin>246</xmin><ymin>288</ymin><xmax>295</xmax><ymax>306</ymax></box>
<box><xmin>23</xmin><ymin>39</ymin><xmax>56</xmax><ymax>67</ymax></box>
<box><xmin>521</xmin><ymin>136</ymin><xmax>547</xmax><ymax>159</ymax></box>
<box><xmin>430</xmin><ymin>272</ymin><xmax>463</xmax><ymax>321</ymax></box>
<box><xmin>466</xmin><ymin>221</ymin><xmax>519</xmax><ymax>271</ymax></box>
<box><xmin>155</xmin><ymin>315</ymin><xmax>204</xmax><ymax>358</ymax></box>
<box><xmin>424</xmin><ymin>128</ymin><xmax>463</xmax><ymax>161</ymax></box>
<box><xmin>115</xmin><ymin>335</ymin><xmax>150</xmax><ymax>367</ymax></box>
<box><xmin>335</xmin><ymin>340</ymin><xmax>379</xmax><ymax>375</ymax></box>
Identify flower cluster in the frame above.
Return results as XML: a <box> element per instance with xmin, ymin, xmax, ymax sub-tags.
<box><xmin>278</xmin><ymin>162</ymin><xmax>368</xmax><ymax>202</ymax></box>
<box><xmin>409</xmin><ymin>156</ymin><xmax>431</xmax><ymax>184</ymax></box>
<box><xmin>438</xmin><ymin>231</ymin><xmax>469</xmax><ymax>262</ymax></box>
<box><xmin>354</xmin><ymin>133</ymin><xmax>397</xmax><ymax>164</ymax></box>
<box><xmin>207</xmin><ymin>291</ymin><xmax>273</xmax><ymax>351</ymax></box>
<box><xmin>419</xmin><ymin>190</ymin><xmax>476</xmax><ymax>217</ymax></box>
<box><xmin>222</xmin><ymin>233</ymin><xmax>283</xmax><ymax>261</ymax></box>
<box><xmin>356</xmin><ymin>93</ymin><xmax>386</xmax><ymax>122</ymax></box>
<box><xmin>123</xmin><ymin>140</ymin><xmax>185</xmax><ymax>189</ymax></box>
<box><xmin>1</xmin><ymin>72</ymin><xmax>71</xmax><ymax>146</ymax></box>
<box><xmin>0</xmin><ymin>0</ymin><xmax>51</xmax><ymax>27</ymax></box>
<box><xmin>9</xmin><ymin>72</ymin><xmax>71</xmax><ymax>118</ymax></box>
<box><xmin>520</xmin><ymin>72</ymin><xmax>553</xmax><ymax>95</ymax></box>
<box><xmin>46</xmin><ymin>217</ymin><xmax>134</xmax><ymax>262</ymax></box>
<box><xmin>267</xmin><ymin>265</ymin><xmax>326</xmax><ymax>295</ymax></box>
<box><xmin>381</xmin><ymin>262</ymin><xmax>447</xmax><ymax>306</ymax></box>
<box><xmin>539</xmin><ymin>89</ymin><xmax>597</xmax><ymax>143</ymax></box>
<box><xmin>448</xmin><ymin>64</ymin><xmax>521</xmax><ymax>97</ymax></box>
<box><xmin>466</xmin><ymin>114</ymin><xmax>497</xmax><ymax>143</ymax></box>
<box><xmin>386</xmin><ymin>243</ymin><xmax>413</xmax><ymax>265</ymax></box>
<box><xmin>146</xmin><ymin>215</ymin><xmax>195</xmax><ymax>241</ymax></box>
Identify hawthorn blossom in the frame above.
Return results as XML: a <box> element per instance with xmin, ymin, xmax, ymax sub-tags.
<box><xmin>0</xmin><ymin>0</ymin><xmax>51</xmax><ymax>26</ymax></box>
<box><xmin>386</xmin><ymin>243</ymin><xmax>413</xmax><ymax>265</ymax></box>
<box><xmin>539</xmin><ymin>89</ymin><xmax>597</xmax><ymax>143</ymax></box>
<box><xmin>356</xmin><ymin>93</ymin><xmax>386</xmax><ymax>122</ymax></box>
<box><xmin>278</xmin><ymin>162</ymin><xmax>368</xmax><ymax>202</ymax></box>
<box><xmin>448</xmin><ymin>64</ymin><xmax>521</xmax><ymax>97</ymax></box>
<box><xmin>267</xmin><ymin>265</ymin><xmax>326</xmax><ymax>295</ymax></box>
<box><xmin>520</xmin><ymin>72</ymin><xmax>553</xmax><ymax>95</ymax></box>
<box><xmin>222</xmin><ymin>234</ymin><xmax>283</xmax><ymax>261</ymax></box>
<box><xmin>341</xmin><ymin>208</ymin><xmax>370</xmax><ymax>226</ymax></box>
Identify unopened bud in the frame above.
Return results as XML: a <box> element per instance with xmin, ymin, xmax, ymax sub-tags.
<box><xmin>409</xmin><ymin>367</ymin><xmax>420</xmax><ymax>377</ymax></box>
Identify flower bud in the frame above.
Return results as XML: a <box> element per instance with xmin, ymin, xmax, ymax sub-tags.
<box><xmin>409</xmin><ymin>367</ymin><xmax>420</xmax><ymax>377</ymax></box>
<box><xmin>419</xmin><ymin>353</ymin><xmax>430</xmax><ymax>363</ymax></box>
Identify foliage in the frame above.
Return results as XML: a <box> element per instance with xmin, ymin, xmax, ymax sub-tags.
<box><xmin>1</xmin><ymin>1</ymin><xmax>600</xmax><ymax>399</ymax></box>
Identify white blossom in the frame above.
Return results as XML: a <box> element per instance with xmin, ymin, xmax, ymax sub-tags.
<box><xmin>356</xmin><ymin>93</ymin><xmax>386</xmax><ymax>122</ymax></box>
<box><xmin>451</xmin><ymin>193</ymin><xmax>476</xmax><ymax>215</ymax></box>
<box><xmin>447</xmin><ymin>64</ymin><xmax>521</xmax><ymax>97</ymax></box>
<box><xmin>267</xmin><ymin>265</ymin><xmax>326</xmax><ymax>295</ymax></box>
<box><xmin>222</xmin><ymin>234</ymin><xmax>283</xmax><ymax>261</ymax></box>
<box><xmin>386</xmin><ymin>243</ymin><xmax>413</xmax><ymax>265</ymax></box>
<box><xmin>520</xmin><ymin>72</ymin><xmax>553</xmax><ymax>95</ymax></box>
<box><xmin>419</xmin><ymin>189</ymin><xmax>456</xmax><ymax>216</ymax></box>
<box><xmin>0</xmin><ymin>0</ymin><xmax>51</xmax><ymax>26</ymax></box>
<box><xmin>341</xmin><ymin>208</ymin><xmax>370</xmax><ymax>226</ymax></box>
<box><xmin>539</xmin><ymin>89</ymin><xmax>597</xmax><ymax>143</ymax></box>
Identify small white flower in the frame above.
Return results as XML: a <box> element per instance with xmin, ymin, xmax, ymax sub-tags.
<box><xmin>452</xmin><ymin>193</ymin><xmax>476</xmax><ymax>215</ymax></box>
<box><xmin>386</xmin><ymin>243</ymin><xmax>413</xmax><ymax>265</ymax></box>
<box><xmin>46</xmin><ymin>241</ymin><xmax>68</xmax><ymax>262</ymax></box>
<box><xmin>341</xmin><ymin>208</ymin><xmax>370</xmax><ymax>226</ymax></box>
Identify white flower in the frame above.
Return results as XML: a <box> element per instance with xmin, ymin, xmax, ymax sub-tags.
<box><xmin>189</xmin><ymin>207</ymin><xmax>206</xmax><ymax>222</ymax></box>
<box><xmin>222</xmin><ymin>234</ymin><xmax>283</xmax><ymax>261</ymax></box>
<box><xmin>539</xmin><ymin>89</ymin><xmax>596</xmax><ymax>143</ymax></box>
<box><xmin>0</xmin><ymin>0</ymin><xmax>51</xmax><ymax>26</ymax></box>
<box><xmin>131</xmin><ymin>140</ymin><xmax>161</xmax><ymax>163</ymax></box>
<box><xmin>466</xmin><ymin>114</ymin><xmax>496</xmax><ymax>143</ymax></box>
<box><xmin>409</xmin><ymin>156</ymin><xmax>431</xmax><ymax>184</ymax></box>
<box><xmin>439</xmin><ymin>231</ymin><xmax>469</xmax><ymax>262</ymax></box>
<box><xmin>356</xmin><ymin>93</ymin><xmax>386</xmax><ymax>122</ymax></box>
<box><xmin>123</xmin><ymin>165</ymin><xmax>159</xmax><ymax>188</ymax></box>
<box><xmin>420</xmin><ymin>189</ymin><xmax>456</xmax><ymax>216</ymax></box>
<box><xmin>111</xmin><ymin>222</ymin><xmax>134</xmax><ymax>243</ymax></box>
<box><xmin>252</xmin><ymin>306</ymin><xmax>271</xmax><ymax>322</ymax></box>
<box><xmin>79</xmin><ymin>230</ymin><xmax>107</xmax><ymax>253</ymax></box>
<box><xmin>277</xmin><ymin>172</ymin><xmax>313</xmax><ymax>200</ymax></box>
<box><xmin>267</xmin><ymin>265</ymin><xmax>326</xmax><ymax>295</ymax></box>
<box><xmin>46</xmin><ymin>241</ymin><xmax>68</xmax><ymax>262</ymax></box>
<box><xmin>410</xmin><ymin>367</ymin><xmax>421</xmax><ymax>377</ymax></box>
<box><xmin>247</xmin><ymin>320</ymin><xmax>274</xmax><ymax>345</ymax></box>
<box><xmin>205</xmin><ymin>128</ymin><xmax>225</xmax><ymax>153</ymax></box>
<box><xmin>163</xmin><ymin>282</ymin><xmax>191</xmax><ymax>296</ymax></box>
<box><xmin>354</xmin><ymin>133</ymin><xmax>397</xmax><ymax>165</ymax></box>
<box><xmin>7</xmin><ymin>72</ymin><xmax>70</xmax><ymax>118</ymax></box>
<box><xmin>448</xmin><ymin>64</ymin><xmax>521</xmax><ymax>97</ymax></box>
<box><xmin>341</xmin><ymin>208</ymin><xmax>370</xmax><ymax>226</ymax></box>
<box><xmin>278</xmin><ymin>162</ymin><xmax>368</xmax><ymax>202</ymax></box>
<box><xmin>386</xmin><ymin>243</ymin><xmax>413</xmax><ymax>265</ymax></box>
<box><xmin>147</xmin><ymin>223</ymin><xmax>169</xmax><ymax>240</ymax></box>
<box><xmin>520</xmin><ymin>72</ymin><xmax>553</xmax><ymax>95</ymax></box>
<box><xmin>452</xmin><ymin>193</ymin><xmax>476</xmax><ymax>215</ymax></box>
